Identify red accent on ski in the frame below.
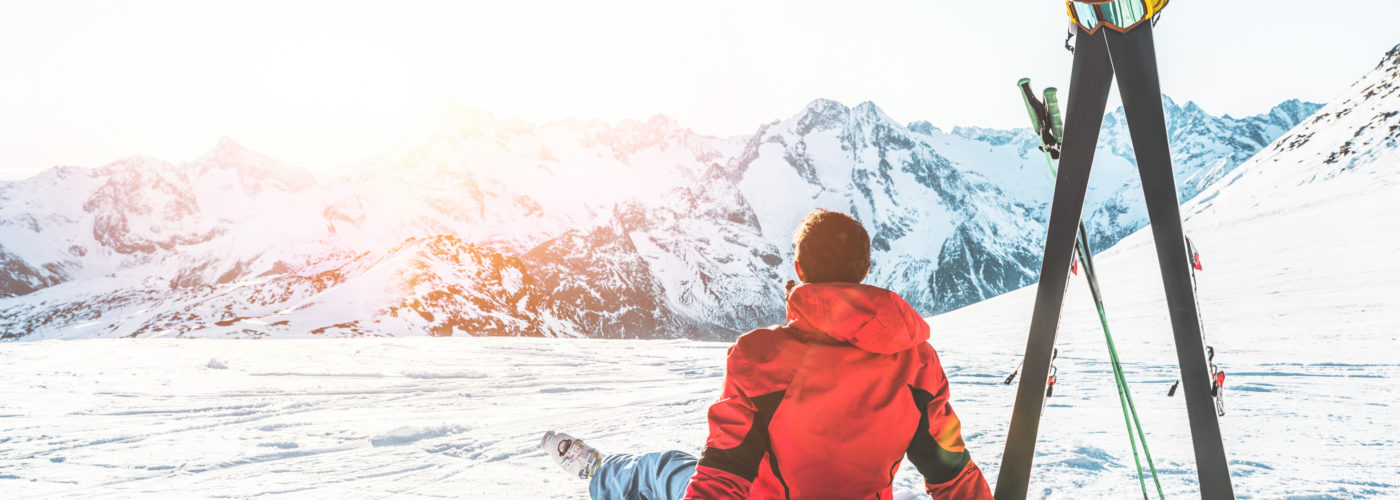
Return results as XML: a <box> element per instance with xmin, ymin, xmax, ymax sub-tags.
<box><xmin>1214</xmin><ymin>371</ymin><xmax>1225</xmax><ymax>387</ymax></box>
<box><xmin>1193</xmin><ymin>253</ymin><xmax>1203</xmax><ymax>271</ymax></box>
<box><xmin>1071</xmin><ymin>258</ymin><xmax>1079</xmax><ymax>275</ymax></box>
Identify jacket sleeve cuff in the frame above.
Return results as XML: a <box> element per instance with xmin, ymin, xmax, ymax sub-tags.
<box><xmin>924</xmin><ymin>460</ymin><xmax>993</xmax><ymax>500</ymax></box>
<box><xmin>682</xmin><ymin>464</ymin><xmax>752</xmax><ymax>500</ymax></box>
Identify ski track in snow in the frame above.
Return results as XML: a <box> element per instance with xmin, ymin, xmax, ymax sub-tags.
<box><xmin>0</xmin><ymin>338</ymin><xmax>725</xmax><ymax>499</ymax></box>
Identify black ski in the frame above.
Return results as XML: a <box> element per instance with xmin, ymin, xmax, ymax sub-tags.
<box><xmin>995</xmin><ymin>23</ymin><xmax>1235</xmax><ymax>500</ymax></box>
<box><xmin>995</xmin><ymin>24</ymin><xmax>1115</xmax><ymax>500</ymax></box>
<box><xmin>1169</xmin><ymin>236</ymin><xmax>1227</xmax><ymax>417</ymax></box>
<box><xmin>1108</xmin><ymin>24</ymin><xmax>1233</xmax><ymax>499</ymax></box>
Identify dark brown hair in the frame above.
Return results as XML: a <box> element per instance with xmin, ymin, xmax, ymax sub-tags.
<box><xmin>792</xmin><ymin>209</ymin><xmax>870</xmax><ymax>283</ymax></box>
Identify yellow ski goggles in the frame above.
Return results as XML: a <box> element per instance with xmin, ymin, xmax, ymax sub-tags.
<box><xmin>1066</xmin><ymin>0</ymin><xmax>1168</xmax><ymax>34</ymax></box>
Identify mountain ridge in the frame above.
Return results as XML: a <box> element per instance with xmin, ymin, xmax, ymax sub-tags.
<box><xmin>0</xmin><ymin>82</ymin><xmax>1332</xmax><ymax>339</ymax></box>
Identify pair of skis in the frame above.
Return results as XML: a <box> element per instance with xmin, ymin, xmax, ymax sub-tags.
<box><xmin>994</xmin><ymin>22</ymin><xmax>1234</xmax><ymax>500</ymax></box>
<box><xmin>1012</xmin><ymin>76</ymin><xmax>1164</xmax><ymax>500</ymax></box>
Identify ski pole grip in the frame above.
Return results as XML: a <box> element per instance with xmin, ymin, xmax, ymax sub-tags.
<box><xmin>1044</xmin><ymin>88</ymin><xmax>1064</xmax><ymax>144</ymax></box>
<box><xmin>1018</xmin><ymin>78</ymin><xmax>1044</xmax><ymax>131</ymax></box>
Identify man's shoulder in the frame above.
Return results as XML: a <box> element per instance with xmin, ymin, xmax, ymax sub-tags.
<box><xmin>729</xmin><ymin>325</ymin><xmax>799</xmax><ymax>357</ymax></box>
<box><xmin>723</xmin><ymin>325</ymin><xmax>807</xmax><ymax>395</ymax></box>
<box><xmin>724</xmin><ymin>325</ymin><xmax>806</xmax><ymax>374</ymax></box>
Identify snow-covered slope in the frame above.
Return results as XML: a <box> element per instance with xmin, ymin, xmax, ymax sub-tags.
<box><xmin>0</xmin><ymin>90</ymin><xmax>1317</xmax><ymax>339</ymax></box>
<box><xmin>322</xmin><ymin>108</ymin><xmax>742</xmax><ymax>255</ymax></box>
<box><xmin>0</xmin><ymin>117</ymin><xmax>750</xmax><ymax>340</ymax></box>
<box><xmin>0</xmin><ymin>140</ymin><xmax>326</xmax><ymax>293</ymax></box>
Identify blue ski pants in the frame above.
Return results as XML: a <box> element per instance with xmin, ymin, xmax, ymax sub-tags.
<box><xmin>589</xmin><ymin>450</ymin><xmax>696</xmax><ymax>500</ymax></box>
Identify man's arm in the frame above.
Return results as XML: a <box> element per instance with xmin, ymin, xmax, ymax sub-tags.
<box><xmin>683</xmin><ymin>344</ymin><xmax>784</xmax><ymax>500</ymax></box>
<box><xmin>907</xmin><ymin>346</ymin><xmax>993</xmax><ymax>500</ymax></box>
<box><xmin>682</xmin><ymin>389</ymin><xmax>758</xmax><ymax>499</ymax></box>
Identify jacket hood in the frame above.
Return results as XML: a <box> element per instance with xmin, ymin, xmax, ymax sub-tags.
<box><xmin>785</xmin><ymin>282</ymin><xmax>930</xmax><ymax>354</ymax></box>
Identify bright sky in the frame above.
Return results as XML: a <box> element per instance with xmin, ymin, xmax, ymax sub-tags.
<box><xmin>1</xmin><ymin>0</ymin><xmax>1396</xmax><ymax>179</ymax></box>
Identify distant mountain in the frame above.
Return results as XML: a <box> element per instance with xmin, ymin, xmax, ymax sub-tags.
<box><xmin>0</xmin><ymin>73</ymin><xmax>1335</xmax><ymax>339</ymax></box>
<box><xmin>935</xmin><ymin>96</ymin><xmax>1324</xmax><ymax>252</ymax></box>
<box><xmin>728</xmin><ymin>99</ymin><xmax>1045</xmax><ymax>313</ymax></box>
<box><xmin>1181</xmin><ymin>43</ymin><xmax>1400</xmax><ymax>223</ymax></box>
<box><xmin>1082</xmin><ymin>96</ymin><xmax>1325</xmax><ymax>250</ymax></box>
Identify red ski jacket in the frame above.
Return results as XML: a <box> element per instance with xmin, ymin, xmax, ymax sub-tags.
<box><xmin>683</xmin><ymin>282</ymin><xmax>992</xmax><ymax>500</ymax></box>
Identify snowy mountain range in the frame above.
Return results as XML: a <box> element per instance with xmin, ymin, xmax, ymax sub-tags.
<box><xmin>0</xmin><ymin>71</ymin><xmax>1335</xmax><ymax>339</ymax></box>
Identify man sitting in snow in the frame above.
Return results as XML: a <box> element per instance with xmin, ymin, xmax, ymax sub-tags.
<box><xmin>543</xmin><ymin>209</ymin><xmax>993</xmax><ymax>499</ymax></box>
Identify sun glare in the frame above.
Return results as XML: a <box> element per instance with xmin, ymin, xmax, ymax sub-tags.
<box><xmin>1</xmin><ymin>0</ymin><xmax>1395</xmax><ymax>179</ymax></box>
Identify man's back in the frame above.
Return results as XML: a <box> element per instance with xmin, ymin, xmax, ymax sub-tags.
<box><xmin>684</xmin><ymin>282</ymin><xmax>992</xmax><ymax>499</ymax></box>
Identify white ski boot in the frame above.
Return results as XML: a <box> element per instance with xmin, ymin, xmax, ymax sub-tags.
<box><xmin>541</xmin><ymin>430</ymin><xmax>604</xmax><ymax>480</ymax></box>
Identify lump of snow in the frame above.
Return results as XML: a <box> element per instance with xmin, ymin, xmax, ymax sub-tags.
<box><xmin>206</xmin><ymin>359</ymin><xmax>228</xmax><ymax>370</ymax></box>
<box><xmin>369</xmin><ymin>424</ymin><xmax>469</xmax><ymax>447</ymax></box>
<box><xmin>402</xmin><ymin>370</ymin><xmax>489</xmax><ymax>379</ymax></box>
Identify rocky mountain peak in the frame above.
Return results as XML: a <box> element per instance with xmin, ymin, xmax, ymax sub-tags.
<box><xmin>804</xmin><ymin>97</ymin><xmax>848</xmax><ymax>114</ymax></box>
<box><xmin>1161</xmin><ymin>94</ymin><xmax>1180</xmax><ymax>110</ymax></box>
<box><xmin>907</xmin><ymin>120</ymin><xmax>939</xmax><ymax>136</ymax></box>
<box><xmin>424</xmin><ymin>102</ymin><xmax>514</xmax><ymax>142</ymax></box>
<box><xmin>949</xmin><ymin>125</ymin><xmax>1022</xmax><ymax>147</ymax></box>
<box><xmin>612</xmin><ymin>114</ymin><xmax>687</xmax><ymax>144</ymax></box>
<box><xmin>1377</xmin><ymin>43</ymin><xmax>1400</xmax><ymax>70</ymax></box>
<box><xmin>795</xmin><ymin>98</ymin><xmax>852</xmax><ymax>128</ymax></box>
<box><xmin>195</xmin><ymin>137</ymin><xmax>254</xmax><ymax>166</ymax></box>
<box><xmin>852</xmin><ymin>100</ymin><xmax>886</xmax><ymax>118</ymax></box>
<box><xmin>645</xmin><ymin>114</ymin><xmax>681</xmax><ymax>131</ymax></box>
<box><xmin>1267</xmin><ymin>99</ymin><xmax>1318</xmax><ymax>126</ymax></box>
<box><xmin>192</xmin><ymin>137</ymin><xmax>315</xmax><ymax>193</ymax></box>
<box><xmin>434</xmin><ymin>102</ymin><xmax>498</xmax><ymax>127</ymax></box>
<box><xmin>213</xmin><ymin>135</ymin><xmax>243</xmax><ymax>152</ymax></box>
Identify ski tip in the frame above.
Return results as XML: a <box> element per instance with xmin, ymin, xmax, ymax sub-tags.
<box><xmin>1018</xmin><ymin>77</ymin><xmax>1031</xmax><ymax>86</ymax></box>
